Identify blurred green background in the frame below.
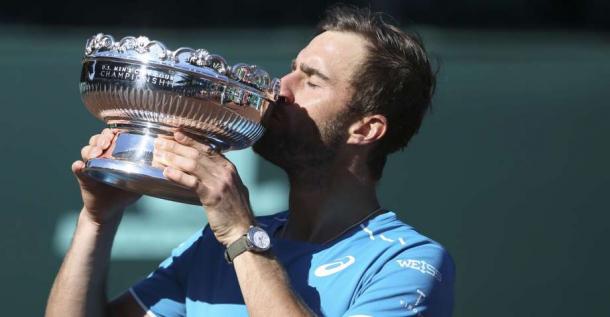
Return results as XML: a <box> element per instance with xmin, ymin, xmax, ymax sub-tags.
<box><xmin>1</xmin><ymin>14</ymin><xmax>609</xmax><ymax>317</ymax></box>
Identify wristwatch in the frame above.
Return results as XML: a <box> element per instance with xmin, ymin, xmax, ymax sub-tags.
<box><xmin>224</xmin><ymin>225</ymin><xmax>271</xmax><ymax>264</ymax></box>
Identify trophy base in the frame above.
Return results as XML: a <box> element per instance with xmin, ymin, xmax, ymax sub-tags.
<box><xmin>82</xmin><ymin>121</ymin><xmax>203</xmax><ymax>205</ymax></box>
<box><xmin>85</xmin><ymin>158</ymin><xmax>201</xmax><ymax>205</ymax></box>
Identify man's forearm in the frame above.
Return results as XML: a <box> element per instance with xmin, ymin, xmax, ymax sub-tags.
<box><xmin>233</xmin><ymin>251</ymin><xmax>316</xmax><ymax>317</ymax></box>
<box><xmin>46</xmin><ymin>208</ymin><xmax>121</xmax><ymax>317</ymax></box>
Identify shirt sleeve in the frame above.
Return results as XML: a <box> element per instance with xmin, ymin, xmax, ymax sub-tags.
<box><xmin>129</xmin><ymin>228</ymin><xmax>206</xmax><ymax>317</ymax></box>
<box><xmin>343</xmin><ymin>243</ymin><xmax>455</xmax><ymax>317</ymax></box>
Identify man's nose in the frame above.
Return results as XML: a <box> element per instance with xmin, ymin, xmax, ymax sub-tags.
<box><xmin>277</xmin><ymin>73</ymin><xmax>295</xmax><ymax>105</ymax></box>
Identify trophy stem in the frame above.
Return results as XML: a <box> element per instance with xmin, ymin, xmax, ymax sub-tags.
<box><xmin>83</xmin><ymin>121</ymin><xmax>202</xmax><ymax>205</ymax></box>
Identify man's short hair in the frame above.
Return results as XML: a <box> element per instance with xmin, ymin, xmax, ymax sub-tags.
<box><xmin>317</xmin><ymin>5</ymin><xmax>436</xmax><ymax>180</ymax></box>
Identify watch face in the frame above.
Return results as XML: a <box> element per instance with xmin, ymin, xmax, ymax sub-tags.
<box><xmin>249</xmin><ymin>227</ymin><xmax>271</xmax><ymax>250</ymax></box>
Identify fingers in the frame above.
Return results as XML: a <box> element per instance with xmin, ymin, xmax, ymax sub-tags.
<box><xmin>163</xmin><ymin>166</ymin><xmax>199</xmax><ymax>190</ymax></box>
<box><xmin>82</xmin><ymin>129</ymin><xmax>116</xmax><ymax>161</ymax></box>
<box><xmin>81</xmin><ymin>145</ymin><xmax>103</xmax><ymax>161</ymax></box>
<box><xmin>71</xmin><ymin>160</ymin><xmax>91</xmax><ymax>184</ymax></box>
<box><xmin>89</xmin><ymin>134</ymin><xmax>99</xmax><ymax>146</ymax></box>
<box><xmin>173</xmin><ymin>131</ymin><xmax>196</xmax><ymax>146</ymax></box>
<box><xmin>71</xmin><ymin>160</ymin><xmax>85</xmax><ymax>174</ymax></box>
<box><xmin>174</xmin><ymin>131</ymin><xmax>220</xmax><ymax>157</ymax></box>
<box><xmin>157</xmin><ymin>133</ymin><xmax>231</xmax><ymax>185</ymax></box>
<box><xmin>89</xmin><ymin>128</ymin><xmax>114</xmax><ymax>148</ymax></box>
<box><xmin>153</xmin><ymin>134</ymin><xmax>222</xmax><ymax>174</ymax></box>
<box><xmin>154</xmin><ymin>149</ymin><xmax>199</xmax><ymax>174</ymax></box>
<box><xmin>154</xmin><ymin>138</ymin><xmax>199</xmax><ymax>159</ymax></box>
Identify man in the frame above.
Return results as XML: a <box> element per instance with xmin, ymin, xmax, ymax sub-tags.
<box><xmin>46</xmin><ymin>5</ymin><xmax>454</xmax><ymax>317</ymax></box>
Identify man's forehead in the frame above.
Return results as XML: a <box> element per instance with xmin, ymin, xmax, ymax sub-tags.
<box><xmin>296</xmin><ymin>31</ymin><xmax>368</xmax><ymax>80</ymax></box>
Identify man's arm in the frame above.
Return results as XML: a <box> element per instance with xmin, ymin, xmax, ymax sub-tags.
<box><xmin>233</xmin><ymin>251</ymin><xmax>316</xmax><ymax>317</ymax></box>
<box><xmin>154</xmin><ymin>131</ymin><xmax>316</xmax><ymax>317</ymax></box>
<box><xmin>46</xmin><ymin>209</ymin><xmax>145</xmax><ymax>317</ymax></box>
<box><xmin>46</xmin><ymin>129</ymin><xmax>144</xmax><ymax>317</ymax></box>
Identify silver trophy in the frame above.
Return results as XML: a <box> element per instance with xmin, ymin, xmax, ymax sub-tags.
<box><xmin>80</xmin><ymin>33</ymin><xmax>279</xmax><ymax>204</ymax></box>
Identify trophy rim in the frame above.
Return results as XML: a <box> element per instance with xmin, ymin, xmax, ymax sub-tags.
<box><xmin>83</xmin><ymin>32</ymin><xmax>281</xmax><ymax>101</ymax></box>
<box><xmin>81</xmin><ymin>55</ymin><xmax>270</xmax><ymax>102</ymax></box>
<box><xmin>79</xmin><ymin>34</ymin><xmax>277</xmax><ymax>151</ymax></box>
<box><xmin>78</xmin><ymin>33</ymin><xmax>280</xmax><ymax>203</ymax></box>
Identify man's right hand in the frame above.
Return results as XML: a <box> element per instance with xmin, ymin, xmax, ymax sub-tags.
<box><xmin>46</xmin><ymin>128</ymin><xmax>146</xmax><ymax>317</ymax></box>
<box><xmin>72</xmin><ymin>128</ymin><xmax>141</xmax><ymax>225</ymax></box>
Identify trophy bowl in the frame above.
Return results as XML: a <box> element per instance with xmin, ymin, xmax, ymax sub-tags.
<box><xmin>80</xmin><ymin>33</ymin><xmax>279</xmax><ymax>204</ymax></box>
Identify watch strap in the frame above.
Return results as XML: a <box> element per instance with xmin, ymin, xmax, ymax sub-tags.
<box><xmin>224</xmin><ymin>235</ymin><xmax>249</xmax><ymax>264</ymax></box>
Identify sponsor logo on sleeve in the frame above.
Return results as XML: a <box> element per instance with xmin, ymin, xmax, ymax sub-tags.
<box><xmin>314</xmin><ymin>256</ymin><xmax>356</xmax><ymax>277</ymax></box>
<box><xmin>399</xmin><ymin>289</ymin><xmax>427</xmax><ymax>316</ymax></box>
<box><xmin>396</xmin><ymin>259</ymin><xmax>442</xmax><ymax>282</ymax></box>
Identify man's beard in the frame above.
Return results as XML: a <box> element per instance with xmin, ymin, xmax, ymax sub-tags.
<box><xmin>253</xmin><ymin>111</ymin><xmax>351</xmax><ymax>177</ymax></box>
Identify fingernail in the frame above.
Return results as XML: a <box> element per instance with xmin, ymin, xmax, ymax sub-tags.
<box><xmin>155</xmin><ymin>138</ymin><xmax>165</xmax><ymax>148</ymax></box>
<box><xmin>175</xmin><ymin>131</ymin><xmax>185</xmax><ymax>141</ymax></box>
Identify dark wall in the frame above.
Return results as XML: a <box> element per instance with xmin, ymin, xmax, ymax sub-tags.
<box><xmin>2</xmin><ymin>0</ymin><xmax>610</xmax><ymax>29</ymax></box>
<box><xmin>0</xmin><ymin>19</ymin><xmax>609</xmax><ymax>317</ymax></box>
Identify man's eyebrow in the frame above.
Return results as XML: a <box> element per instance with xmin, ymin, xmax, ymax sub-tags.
<box><xmin>292</xmin><ymin>59</ymin><xmax>331</xmax><ymax>82</ymax></box>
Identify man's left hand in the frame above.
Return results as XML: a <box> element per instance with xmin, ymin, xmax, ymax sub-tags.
<box><xmin>153</xmin><ymin>131</ymin><xmax>255</xmax><ymax>246</ymax></box>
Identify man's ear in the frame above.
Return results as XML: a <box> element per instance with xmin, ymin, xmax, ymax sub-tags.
<box><xmin>346</xmin><ymin>114</ymin><xmax>387</xmax><ymax>145</ymax></box>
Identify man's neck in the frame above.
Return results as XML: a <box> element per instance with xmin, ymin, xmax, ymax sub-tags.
<box><xmin>281</xmin><ymin>163</ymin><xmax>380</xmax><ymax>244</ymax></box>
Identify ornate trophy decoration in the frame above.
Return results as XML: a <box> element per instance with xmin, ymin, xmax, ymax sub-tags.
<box><xmin>80</xmin><ymin>33</ymin><xmax>280</xmax><ymax>204</ymax></box>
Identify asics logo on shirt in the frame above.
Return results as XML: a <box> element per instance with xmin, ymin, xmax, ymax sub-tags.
<box><xmin>314</xmin><ymin>256</ymin><xmax>356</xmax><ymax>277</ymax></box>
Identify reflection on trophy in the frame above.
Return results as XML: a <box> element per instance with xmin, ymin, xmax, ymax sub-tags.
<box><xmin>80</xmin><ymin>33</ymin><xmax>280</xmax><ymax>204</ymax></box>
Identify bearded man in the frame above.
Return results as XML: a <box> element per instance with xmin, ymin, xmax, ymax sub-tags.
<box><xmin>47</xmin><ymin>5</ymin><xmax>455</xmax><ymax>317</ymax></box>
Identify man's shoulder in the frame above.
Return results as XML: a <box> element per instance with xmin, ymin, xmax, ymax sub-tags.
<box><xmin>359</xmin><ymin>211</ymin><xmax>447</xmax><ymax>249</ymax></box>
<box><xmin>341</xmin><ymin>212</ymin><xmax>455</xmax><ymax>317</ymax></box>
<box><xmin>351</xmin><ymin>211</ymin><xmax>455</xmax><ymax>278</ymax></box>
